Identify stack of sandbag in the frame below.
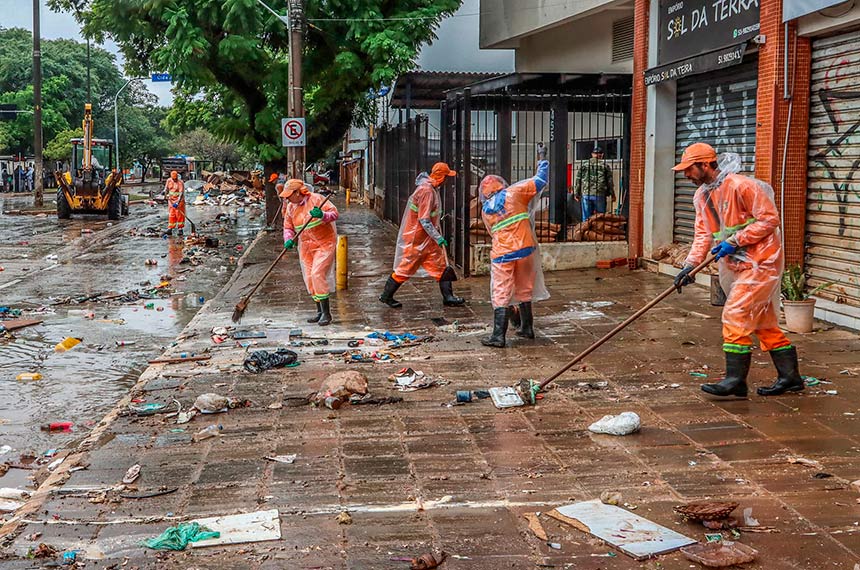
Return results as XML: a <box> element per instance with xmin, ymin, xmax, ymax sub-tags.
<box><xmin>572</xmin><ymin>213</ymin><xmax>627</xmax><ymax>241</ymax></box>
<box><xmin>652</xmin><ymin>242</ymin><xmax>718</xmax><ymax>274</ymax></box>
<box><xmin>468</xmin><ymin>218</ymin><xmax>560</xmax><ymax>243</ymax></box>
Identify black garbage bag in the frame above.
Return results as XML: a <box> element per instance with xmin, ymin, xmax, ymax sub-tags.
<box><xmin>243</xmin><ymin>348</ymin><xmax>298</xmax><ymax>373</ymax></box>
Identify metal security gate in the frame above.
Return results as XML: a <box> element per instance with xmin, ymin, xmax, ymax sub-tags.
<box><xmin>806</xmin><ymin>29</ymin><xmax>860</xmax><ymax>306</ymax></box>
<box><xmin>673</xmin><ymin>56</ymin><xmax>759</xmax><ymax>243</ymax></box>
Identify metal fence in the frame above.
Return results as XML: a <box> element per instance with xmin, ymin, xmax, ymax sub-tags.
<box><xmin>374</xmin><ymin>116</ymin><xmax>431</xmax><ymax>226</ymax></box>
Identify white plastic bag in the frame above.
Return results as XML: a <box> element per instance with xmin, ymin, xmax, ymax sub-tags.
<box><xmin>588</xmin><ymin>412</ymin><xmax>641</xmax><ymax>436</ymax></box>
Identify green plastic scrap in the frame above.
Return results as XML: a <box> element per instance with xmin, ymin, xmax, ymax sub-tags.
<box><xmin>143</xmin><ymin>522</ymin><xmax>220</xmax><ymax>551</ymax></box>
<box><xmin>802</xmin><ymin>376</ymin><xmax>819</xmax><ymax>386</ymax></box>
<box><xmin>705</xmin><ymin>533</ymin><xmax>723</xmax><ymax>543</ymax></box>
<box><xmin>689</xmin><ymin>372</ymin><xmax>708</xmax><ymax>378</ymax></box>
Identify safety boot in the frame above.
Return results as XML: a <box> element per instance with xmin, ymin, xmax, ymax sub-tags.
<box><xmin>701</xmin><ymin>351</ymin><xmax>750</xmax><ymax>397</ymax></box>
<box><xmin>165</xmin><ymin>229</ymin><xmax>173</xmax><ymax>236</ymax></box>
<box><xmin>439</xmin><ymin>267</ymin><xmax>465</xmax><ymax>306</ymax></box>
<box><xmin>509</xmin><ymin>305</ymin><xmax>522</xmax><ymax>329</ymax></box>
<box><xmin>481</xmin><ymin>308</ymin><xmax>509</xmax><ymax>348</ymax></box>
<box><xmin>307</xmin><ymin>302</ymin><xmax>322</xmax><ymax>323</ymax></box>
<box><xmin>757</xmin><ymin>346</ymin><xmax>804</xmax><ymax>396</ymax></box>
<box><xmin>515</xmin><ymin>302</ymin><xmax>535</xmax><ymax>339</ymax></box>
<box><xmin>318</xmin><ymin>298</ymin><xmax>332</xmax><ymax>326</ymax></box>
<box><xmin>379</xmin><ymin>277</ymin><xmax>403</xmax><ymax>309</ymax></box>
<box><xmin>178</xmin><ymin>228</ymin><xmax>184</xmax><ymax>236</ymax></box>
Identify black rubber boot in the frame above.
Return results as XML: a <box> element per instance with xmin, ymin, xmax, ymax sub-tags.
<box><xmin>165</xmin><ymin>229</ymin><xmax>173</xmax><ymax>236</ymax></box>
<box><xmin>439</xmin><ymin>267</ymin><xmax>465</xmax><ymax>306</ymax></box>
<box><xmin>481</xmin><ymin>308</ymin><xmax>509</xmax><ymax>348</ymax></box>
<box><xmin>178</xmin><ymin>228</ymin><xmax>184</xmax><ymax>236</ymax></box>
<box><xmin>757</xmin><ymin>346</ymin><xmax>804</xmax><ymax>396</ymax></box>
<box><xmin>515</xmin><ymin>302</ymin><xmax>535</xmax><ymax>339</ymax></box>
<box><xmin>701</xmin><ymin>351</ymin><xmax>750</xmax><ymax>397</ymax></box>
<box><xmin>317</xmin><ymin>298</ymin><xmax>332</xmax><ymax>326</ymax></box>
<box><xmin>307</xmin><ymin>302</ymin><xmax>322</xmax><ymax>323</ymax></box>
<box><xmin>379</xmin><ymin>277</ymin><xmax>403</xmax><ymax>308</ymax></box>
<box><xmin>509</xmin><ymin>306</ymin><xmax>522</xmax><ymax>329</ymax></box>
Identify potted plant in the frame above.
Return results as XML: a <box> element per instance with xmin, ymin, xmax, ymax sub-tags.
<box><xmin>781</xmin><ymin>264</ymin><xmax>831</xmax><ymax>333</ymax></box>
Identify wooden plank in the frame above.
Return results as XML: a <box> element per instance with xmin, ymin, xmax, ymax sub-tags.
<box><xmin>148</xmin><ymin>354</ymin><xmax>211</xmax><ymax>365</ymax></box>
<box><xmin>0</xmin><ymin>319</ymin><xmax>43</xmax><ymax>331</ymax></box>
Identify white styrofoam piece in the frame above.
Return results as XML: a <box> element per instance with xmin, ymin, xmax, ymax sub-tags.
<box><xmin>489</xmin><ymin>386</ymin><xmax>524</xmax><ymax>408</ymax></box>
<box><xmin>191</xmin><ymin>509</ymin><xmax>281</xmax><ymax>548</ymax></box>
<box><xmin>555</xmin><ymin>500</ymin><xmax>695</xmax><ymax>560</ymax></box>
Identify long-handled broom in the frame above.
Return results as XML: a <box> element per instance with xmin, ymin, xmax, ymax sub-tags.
<box><xmin>492</xmin><ymin>254</ymin><xmax>718</xmax><ymax>407</ymax></box>
<box><xmin>231</xmin><ymin>195</ymin><xmax>332</xmax><ymax>323</ymax></box>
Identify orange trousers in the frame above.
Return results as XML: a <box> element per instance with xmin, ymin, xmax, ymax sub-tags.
<box><xmin>393</xmin><ymin>243</ymin><xmax>447</xmax><ymax>283</ymax></box>
<box><xmin>300</xmin><ymin>240</ymin><xmax>336</xmax><ymax>300</ymax></box>
<box><xmin>168</xmin><ymin>201</ymin><xmax>186</xmax><ymax>229</ymax></box>
<box><xmin>490</xmin><ymin>254</ymin><xmax>536</xmax><ymax>309</ymax></box>
<box><xmin>722</xmin><ymin>275</ymin><xmax>790</xmax><ymax>353</ymax></box>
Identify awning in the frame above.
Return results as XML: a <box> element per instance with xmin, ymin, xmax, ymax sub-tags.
<box><xmin>644</xmin><ymin>43</ymin><xmax>747</xmax><ymax>86</ymax></box>
<box><xmin>783</xmin><ymin>0</ymin><xmax>851</xmax><ymax>21</ymax></box>
<box><xmin>389</xmin><ymin>71</ymin><xmax>502</xmax><ymax>109</ymax></box>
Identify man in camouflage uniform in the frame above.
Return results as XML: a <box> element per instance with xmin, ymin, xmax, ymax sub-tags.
<box><xmin>573</xmin><ymin>145</ymin><xmax>615</xmax><ymax>221</ymax></box>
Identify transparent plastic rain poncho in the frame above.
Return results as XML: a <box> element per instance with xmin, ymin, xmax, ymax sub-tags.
<box><xmin>683</xmin><ymin>153</ymin><xmax>784</xmax><ymax>335</ymax></box>
<box><xmin>479</xmin><ymin>160</ymin><xmax>551</xmax><ymax>309</ymax></box>
<box><xmin>391</xmin><ymin>173</ymin><xmax>449</xmax><ymax>281</ymax></box>
<box><xmin>283</xmin><ymin>185</ymin><xmax>339</xmax><ymax>298</ymax></box>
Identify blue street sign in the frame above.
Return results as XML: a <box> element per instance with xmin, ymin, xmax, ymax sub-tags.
<box><xmin>151</xmin><ymin>73</ymin><xmax>172</xmax><ymax>82</ymax></box>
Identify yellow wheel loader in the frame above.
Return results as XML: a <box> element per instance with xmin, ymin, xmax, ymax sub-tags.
<box><xmin>54</xmin><ymin>104</ymin><xmax>126</xmax><ymax>220</ymax></box>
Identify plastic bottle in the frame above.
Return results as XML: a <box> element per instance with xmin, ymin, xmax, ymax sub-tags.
<box><xmin>41</xmin><ymin>422</ymin><xmax>73</xmax><ymax>432</ymax></box>
<box><xmin>192</xmin><ymin>424</ymin><xmax>222</xmax><ymax>442</ymax></box>
<box><xmin>16</xmin><ymin>372</ymin><xmax>43</xmax><ymax>381</ymax></box>
<box><xmin>54</xmin><ymin>337</ymin><xmax>82</xmax><ymax>352</ymax></box>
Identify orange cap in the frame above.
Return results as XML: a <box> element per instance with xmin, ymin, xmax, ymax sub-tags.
<box><xmin>170</xmin><ymin>170</ymin><xmax>178</xmax><ymax>179</ymax></box>
<box><xmin>278</xmin><ymin>179</ymin><xmax>308</xmax><ymax>198</ymax></box>
<box><xmin>428</xmin><ymin>162</ymin><xmax>457</xmax><ymax>186</ymax></box>
<box><xmin>269</xmin><ymin>173</ymin><xmax>279</xmax><ymax>183</ymax></box>
<box><xmin>672</xmin><ymin>142</ymin><xmax>717</xmax><ymax>171</ymax></box>
<box><xmin>479</xmin><ymin>175</ymin><xmax>506</xmax><ymax>198</ymax></box>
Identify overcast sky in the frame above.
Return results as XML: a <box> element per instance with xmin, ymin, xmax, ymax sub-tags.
<box><xmin>0</xmin><ymin>0</ymin><xmax>512</xmax><ymax>107</ymax></box>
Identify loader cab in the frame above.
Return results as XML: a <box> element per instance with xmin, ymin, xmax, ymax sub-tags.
<box><xmin>71</xmin><ymin>138</ymin><xmax>113</xmax><ymax>186</ymax></box>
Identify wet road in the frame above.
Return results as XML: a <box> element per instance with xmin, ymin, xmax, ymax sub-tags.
<box><xmin>0</xmin><ymin>192</ymin><xmax>263</xmax><ymax>480</ymax></box>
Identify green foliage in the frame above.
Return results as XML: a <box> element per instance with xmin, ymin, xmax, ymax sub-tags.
<box><xmin>174</xmin><ymin>128</ymin><xmax>242</xmax><ymax>170</ymax></box>
<box><xmin>781</xmin><ymin>264</ymin><xmax>832</xmax><ymax>301</ymax></box>
<box><xmin>48</xmin><ymin>0</ymin><xmax>461</xmax><ymax>163</ymax></box>
<box><xmin>44</xmin><ymin>127</ymin><xmax>84</xmax><ymax>161</ymax></box>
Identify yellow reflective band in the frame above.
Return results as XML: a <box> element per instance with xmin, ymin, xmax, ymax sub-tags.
<box><xmin>409</xmin><ymin>202</ymin><xmax>439</xmax><ymax>216</ymax></box>
<box><xmin>713</xmin><ymin>218</ymin><xmax>756</xmax><ymax>239</ymax></box>
<box><xmin>304</xmin><ymin>219</ymin><xmax>323</xmax><ymax>230</ymax></box>
<box><xmin>491</xmin><ymin>212</ymin><xmax>530</xmax><ymax>233</ymax></box>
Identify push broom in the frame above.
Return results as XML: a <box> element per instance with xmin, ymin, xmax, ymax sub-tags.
<box><xmin>491</xmin><ymin>254</ymin><xmax>718</xmax><ymax>407</ymax></box>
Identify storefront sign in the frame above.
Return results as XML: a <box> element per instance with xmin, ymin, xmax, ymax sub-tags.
<box><xmin>645</xmin><ymin>43</ymin><xmax>747</xmax><ymax>85</ymax></box>
<box><xmin>658</xmin><ymin>0</ymin><xmax>760</xmax><ymax>65</ymax></box>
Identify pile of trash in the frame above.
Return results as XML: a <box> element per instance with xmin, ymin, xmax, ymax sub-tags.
<box><xmin>571</xmin><ymin>213</ymin><xmax>627</xmax><ymax>242</ymax></box>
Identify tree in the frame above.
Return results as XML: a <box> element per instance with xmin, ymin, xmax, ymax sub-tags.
<box><xmin>48</xmin><ymin>1</ymin><xmax>460</xmax><ymax>165</ymax></box>
<box><xmin>44</xmin><ymin>127</ymin><xmax>83</xmax><ymax>162</ymax></box>
<box><xmin>175</xmin><ymin>128</ymin><xmax>242</xmax><ymax>171</ymax></box>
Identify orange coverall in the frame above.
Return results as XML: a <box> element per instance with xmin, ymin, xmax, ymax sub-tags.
<box><xmin>685</xmin><ymin>173</ymin><xmax>789</xmax><ymax>354</ymax></box>
<box><xmin>284</xmin><ymin>192</ymin><xmax>339</xmax><ymax>301</ymax></box>
<box><xmin>392</xmin><ymin>180</ymin><xmax>447</xmax><ymax>282</ymax></box>
<box><xmin>165</xmin><ymin>178</ymin><xmax>186</xmax><ymax>230</ymax></box>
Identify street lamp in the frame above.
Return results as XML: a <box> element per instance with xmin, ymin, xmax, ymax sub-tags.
<box><xmin>113</xmin><ymin>77</ymin><xmax>144</xmax><ymax>172</ymax></box>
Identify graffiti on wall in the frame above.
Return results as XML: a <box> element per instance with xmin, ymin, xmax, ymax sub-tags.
<box><xmin>810</xmin><ymin>58</ymin><xmax>860</xmax><ymax>237</ymax></box>
<box><xmin>678</xmin><ymin>81</ymin><xmax>756</xmax><ymax>164</ymax></box>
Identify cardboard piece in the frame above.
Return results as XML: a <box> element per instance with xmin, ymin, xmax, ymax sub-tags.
<box><xmin>191</xmin><ymin>509</ymin><xmax>281</xmax><ymax>548</ymax></box>
<box><xmin>548</xmin><ymin>500</ymin><xmax>695</xmax><ymax>560</ymax></box>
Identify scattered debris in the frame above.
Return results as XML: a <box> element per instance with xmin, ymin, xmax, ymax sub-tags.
<box><xmin>409</xmin><ymin>551</ymin><xmax>447</xmax><ymax>570</ymax></box>
<box><xmin>243</xmin><ymin>349</ymin><xmax>298</xmax><ymax>373</ymax></box>
<box><xmin>29</xmin><ymin>543</ymin><xmax>58</xmax><ymax>559</ymax></box>
<box><xmin>264</xmin><ymin>455</ymin><xmax>296</xmax><ymax>464</ymax></box>
<box><xmin>122</xmin><ymin>464</ymin><xmax>141</xmax><ymax>485</ymax></box>
<box><xmin>523</xmin><ymin>512</ymin><xmax>548</xmax><ymax>541</ymax></box>
<box><xmin>128</xmin><ymin>402</ymin><xmax>168</xmax><ymax>416</ymax></box>
<box><xmin>16</xmin><ymin>373</ymin><xmax>42</xmax><ymax>381</ymax></box>
<box><xmin>349</xmin><ymin>394</ymin><xmax>404</xmax><ymax>406</ymax></box>
<box><xmin>54</xmin><ymin>337</ymin><xmax>82</xmax><ymax>352</ymax></box>
<box><xmin>489</xmin><ymin>386</ymin><xmax>525</xmax><ymax>408</ymax></box>
<box><xmin>193</xmin><ymin>393</ymin><xmax>245</xmax><ymax>414</ymax></box>
<box><xmin>674</xmin><ymin>501</ymin><xmax>739</xmax><ymax>522</ymax></box>
<box><xmin>588</xmin><ymin>412</ymin><xmax>641</xmax><ymax>436</ymax></box>
<box><xmin>389</xmin><ymin>368</ymin><xmax>447</xmax><ymax>391</ymax></box>
<box><xmin>785</xmin><ymin>456</ymin><xmax>823</xmax><ymax>470</ymax></box>
<box><xmin>192</xmin><ymin>424</ymin><xmax>223</xmax><ymax>442</ymax></box>
<box><xmin>189</xmin><ymin>509</ymin><xmax>282</xmax><ymax>547</ymax></box>
<box><xmin>336</xmin><ymin>511</ymin><xmax>353</xmax><ymax>525</ymax></box>
<box><xmin>742</xmin><ymin>507</ymin><xmax>759</xmax><ymax>527</ymax></box>
<box><xmin>148</xmin><ymin>354</ymin><xmax>211</xmax><ymax>365</ymax></box>
<box><xmin>548</xmin><ymin>500</ymin><xmax>695</xmax><ymax>560</ymax></box>
<box><xmin>681</xmin><ymin>541</ymin><xmax>757</xmax><ymax>567</ymax></box>
<box><xmin>600</xmin><ymin>491</ymin><xmax>623</xmax><ymax>506</ymax></box>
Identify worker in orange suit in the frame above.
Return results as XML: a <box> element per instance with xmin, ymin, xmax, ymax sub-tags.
<box><xmin>165</xmin><ymin>170</ymin><xmax>185</xmax><ymax>236</ymax></box>
<box><xmin>378</xmin><ymin>162</ymin><xmax>465</xmax><ymax>309</ymax></box>
<box><xmin>673</xmin><ymin>143</ymin><xmax>803</xmax><ymax>397</ymax></box>
<box><xmin>281</xmin><ymin>179</ymin><xmax>339</xmax><ymax>326</ymax></box>
<box><xmin>479</xmin><ymin>144</ymin><xmax>550</xmax><ymax>348</ymax></box>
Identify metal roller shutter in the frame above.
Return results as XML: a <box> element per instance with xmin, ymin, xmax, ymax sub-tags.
<box><xmin>807</xmin><ymin>29</ymin><xmax>860</xmax><ymax>306</ymax></box>
<box><xmin>673</xmin><ymin>57</ymin><xmax>759</xmax><ymax>243</ymax></box>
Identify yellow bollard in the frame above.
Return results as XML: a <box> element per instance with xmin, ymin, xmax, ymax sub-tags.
<box><xmin>345</xmin><ymin>187</ymin><xmax>351</xmax><ymax>205</ymax></box>
<box><xmin>336</xmin><ymin>235</ymin><xmax>348</xmax><ymax>290</ymax></box>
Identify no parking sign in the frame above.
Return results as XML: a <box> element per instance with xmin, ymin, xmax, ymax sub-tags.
<box><xmin>281</xmin><ymin>118</ymin><xmax>306</xmax><ymax>147</ymax></box>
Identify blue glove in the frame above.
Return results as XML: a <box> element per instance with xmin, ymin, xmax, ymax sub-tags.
<box><xmin>309</xmin><ymin>206</ymin><xmax>323</xmax><ymax>219</ymax></box>
<box><xmin>711</xmin><ymin>240</ymin><xmax>737</xmax><ymax>260</ymax></box>
<box><xmin>172</xmin><ymin>202</ymin><xmax>179</xmax><ymax>209</ymax></box>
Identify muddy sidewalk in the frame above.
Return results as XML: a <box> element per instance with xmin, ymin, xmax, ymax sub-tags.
<box><xmin>2</xmin><ymin>202</ymin><xmax>859</xmax><ymax>569</ymax></box>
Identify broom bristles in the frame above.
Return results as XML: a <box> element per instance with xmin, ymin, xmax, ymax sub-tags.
<box><xmin>231</xmin><ymin>300</ymin><xmax>247</xmax><ymax>323</ymax></box>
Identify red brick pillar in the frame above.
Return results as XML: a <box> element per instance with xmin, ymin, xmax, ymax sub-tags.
<box><xmin>755</xmin><ymin>1</ymin><xmax>812</xmax><ymax>265</ymax></box>
<box><xmin>628</xmin><ymin>0</ymin><xmax>649</xmax><ymax>260</ymax></box>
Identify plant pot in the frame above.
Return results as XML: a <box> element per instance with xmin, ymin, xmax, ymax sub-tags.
<box><xmin>783</xmin><ymin>299</ymin><xmax>816</xmax><ymax>333</ymax></box>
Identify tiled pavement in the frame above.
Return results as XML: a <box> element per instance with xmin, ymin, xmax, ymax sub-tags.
<box><xmin>3</xmin><ymin>201</ymin><xmax>860</xmax><ymax>569</ymax></box>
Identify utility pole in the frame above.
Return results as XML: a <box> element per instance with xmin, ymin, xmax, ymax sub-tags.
<box><xmin>287</xmin><ymin>0</ymin><xmax>304</xmax><ymax>178</ymax></box>
<box><xmin>32</xmin><ymin>0</ymin><xmax>44</xmax><ymax>207</ymax></box>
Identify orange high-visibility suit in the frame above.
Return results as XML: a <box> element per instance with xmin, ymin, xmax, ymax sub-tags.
<box><xmin>684</xmin><ymin>155</ymin><xmax>788</xmax><ymax>354</ymax></box>
<box><xmin>392</xmin><ymin>173</ymin><xmax>449</xmax><ymax>283</ymax></box>
<box><xmin>283</xmin><ymin>192</ymin><xmax>339</xmax><ymax>301</ymax></box>
<box><xmin>480</xmin><ymin>160</ymin><xmax>550</xmax><ymax>308</ymax></box>
<box><xmin>165</xmin><ymin>172</ymin><xmax>185</xmax><ymax>231</ymax></box>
